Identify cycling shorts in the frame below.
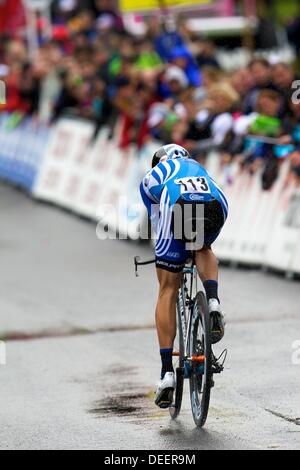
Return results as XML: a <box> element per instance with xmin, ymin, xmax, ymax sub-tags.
<box><xmin>155</xmin><ymin>198</ymin><xmax>225</xmax><ymax>273</ymax></box>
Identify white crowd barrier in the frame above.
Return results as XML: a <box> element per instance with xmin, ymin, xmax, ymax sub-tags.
<box><xmin>206</xmin><ymin>153</ymin><xmax>300</xmax><ymax>275</ymax></box>
<box><xmin>0</xmin><ymin>113</ymin><xmax>49</xmax><ymax>191</ymax></box>
<box><xmin>33</xmin><ymin>117</ymin><xmax>151</xmax><ymax>240</ymax></box>
<box><xmin>1</xmin><ymin>114</ymin><xmax>300</xmax><ymax>276</ymax></box>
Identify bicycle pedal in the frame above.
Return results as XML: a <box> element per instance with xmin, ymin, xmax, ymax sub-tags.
<box><xmin>155</xmin><ymin>388</ymin><xmax>174</xmax><ymax>409</ymax></box>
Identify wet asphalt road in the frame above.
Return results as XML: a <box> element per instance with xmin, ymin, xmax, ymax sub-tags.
<box><xmin>0</xmin><ymin>183</ymin><xmax>299</xmax><ymax>450</ymax></box>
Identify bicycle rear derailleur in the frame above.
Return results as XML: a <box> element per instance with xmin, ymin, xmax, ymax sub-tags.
<box><xmin>212</xmin><ymin>349</ymin><xmax>228</xmax><ymax>374</ymax></box>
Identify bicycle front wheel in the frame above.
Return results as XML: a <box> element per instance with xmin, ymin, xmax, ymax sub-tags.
<box><xmin>189</xmin><ymin>291</ymin><xmax>212</xmax><ymax>428</ymax></box>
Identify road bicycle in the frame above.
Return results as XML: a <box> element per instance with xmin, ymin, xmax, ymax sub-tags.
<box><xmin>134</xmin><ymin>255</ymin><xmax>227</xmax><ymax>428</ymax></box>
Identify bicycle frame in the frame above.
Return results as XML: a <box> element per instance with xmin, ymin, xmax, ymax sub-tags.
<box><xmin>134</xmin><ymin>256</ymin><xmax>205</xmax><ymax>366</ymax></box>
<box><xmin>134</xmin><ymin>255</ymin><xmax>227</xmax><ymax>426</ymax></box>
<box><xmin>178</xmin><ymin>262</ymin><xmax>212</xmax><ymax>372</ymax></box>
<box><xmin>179</xmin><ymin>263</ymin><xmax>196</xmax><ymax>362</ymax></box>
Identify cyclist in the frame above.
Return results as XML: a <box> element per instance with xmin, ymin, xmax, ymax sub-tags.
<box><xmin>140</xmin><ymin>144</ymin><xmax>228</xmax><ymax>408</ymax></box>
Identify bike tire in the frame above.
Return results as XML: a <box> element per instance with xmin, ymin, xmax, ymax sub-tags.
<box><xmin>189</xmin><ymin>291</ymin><xmax>213</xmax><ymax>428</ymax></box>
<box><xmin>169</xmin><ymin>292</ymin><xmax>186</xmax><ymax>420</ymax></box>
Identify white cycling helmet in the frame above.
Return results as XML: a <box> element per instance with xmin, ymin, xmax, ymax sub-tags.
<box><xmin>152</xmin><ymin>144</ymin><xmax>190</xmax><ymax>168</ymax></box>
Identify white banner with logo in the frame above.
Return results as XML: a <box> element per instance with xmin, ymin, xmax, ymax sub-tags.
<box><xmin>1</xmin><ymin>115</ymin><xmax>300</xmax><ymax>275</ymax></box>
<box><xmin>33</xmin><ymin>118</ymin><xmax>95</xmax><ymax>208</ymax></box>
<box><xmin>0</xmin><ymin>113</ymin><xmax>49</xmax><ymax>190</ymax></box>
<box><xmin>265</xmin><ymin>185</ymin><xmax>300</xmax><ymax>273</ymax></box>
<box><xmin>33</xmin><ymin>118</ymin><xmax>150</xmax><ymax>239</ymax></box>
<box><xmin>207</xmin><ymin>154</ymin><xmax>300</xmax><ymax>274</ymax></box>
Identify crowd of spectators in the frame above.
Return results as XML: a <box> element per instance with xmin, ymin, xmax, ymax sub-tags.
<box><xmin>1</xmin><ymin>0</ymin><xmax>300</xmax><ymax>188</ymax></box>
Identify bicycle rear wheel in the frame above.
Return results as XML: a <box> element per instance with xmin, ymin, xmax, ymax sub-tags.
<box><xmin>189</xmin><ymin>291</ymin><xmax>212</xmax><ymax>428</ymax></box>
<box><xmin>169</xmin><ymin>290</ymin><xmax>186</xmax><ymax>420</ymax></box>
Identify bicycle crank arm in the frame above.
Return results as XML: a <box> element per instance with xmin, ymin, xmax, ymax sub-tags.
<box><xmin>172</xmin><ymin>352</ymin><xmax>206</xmax><ymax>363</ymax></box>
<box><xmin>190</xmin><ymin>355</ymin><xmax>205</xmax><ymax>363</ymax></box>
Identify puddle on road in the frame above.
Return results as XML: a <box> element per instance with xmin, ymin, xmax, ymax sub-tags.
<box><xmin>88</xmin><ymin>364</ymin><xmax>159</xmax><ymax>422</ymax></box>
<box><xmin>89</xmin><ymin>392</ymin><xmax>152</xmax><ymax>418</ymax></box>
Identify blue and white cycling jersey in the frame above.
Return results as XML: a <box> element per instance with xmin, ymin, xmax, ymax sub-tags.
<box><xmin>140</xmin><ymin>157</ymin><xmax>228</xmax><ymax>264</ymax></box>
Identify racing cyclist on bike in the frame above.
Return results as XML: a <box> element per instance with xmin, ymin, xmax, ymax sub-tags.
<box><xmin>140</xmin><ymin>144</ymin><xmax>228</xmax><ymax>409</ymax></box>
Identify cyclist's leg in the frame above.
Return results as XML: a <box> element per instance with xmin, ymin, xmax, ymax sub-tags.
<box><xmin>154</xmin><ymin>264</ymin><xmax>183</xmax><ymax>407</ymax></box>
<box><xmin>154</xmin><ymin>193</ymin><xmax>189</xmax><ymax>385</ymax></box>
<box><xmin>155</xmin><ymin>194</ymin><xmax>186</xmax><ymax>350</ymax></box>
<box><xmin>154</xmin><ymin>266</ymin><xmax>183</xmax><ymax>407</ymax></box>
<box><xmin>155</xmin><ymin>237</ymin><xmax>188</xmax><ymax>380</ymax></box>
<box><xmin>155</xmin><ymin>268</ymin><xmax>182</xmax><ymax>350</ymax></box>
<box><xmin>194</xmin><ymin>199</ymin><xmax>226</xmax><ymax>343</ymax></box>
<box><xmin>195</xmin><ymin>247</ymin><xmax>219</xmax><ymax>284</ymax></box>
<box><xmin>155</xmin><ymin>236</ymin><xmax>188</xmax><ymax>350</ymax></box>
<box><xmin>195</xmin><ymin>198</ymin><xmax>224</xmax><ymax>290</ymax></box>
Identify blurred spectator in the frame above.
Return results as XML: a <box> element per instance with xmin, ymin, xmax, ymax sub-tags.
<box><xmin>242</xmin><ymin>58</ymin><xmax>276</xmax><ymax>114</ymax></box>
<box><xmin>194</xmin><ymin>38</ymin><xmax>220</xmax><ymax>70</ymax></box>
<box><xmin>1</xmin><ymin>3</ymin><xmax>300</xmax><ymax>191</ymax></box>
<box><xmin>169</xmin><ymin>44</ymin><xmax>201</xmax><ymax>87</ymax></box>
<box><xmin>185</xmin><ymin>82</ymin><xmax>239</xmax><ymax>161</ymax></box>
<box><xmin>163</xmin><ymin>66</ymin><xmax>189</xmax><ymax>97</ymax></box>
<box><xmin>272</xmin><ymin>63</ymin><xmax>297</xmax><ymax>93</ymax></box>
<box><xmin>272</xmin><ymin>63</ymin><xmax>299</xmax><ymax>113</ymax></box>
<box><xmin>287</xmin><ymin>14</ymin><xmax>300</xmax><ymax>54</ymax></box>
<box><xmin>154</xmin><ymin>27</ymin><xmax>185</xmax><ymax>63</ymax></box>
<box><xmin>255</xmin><ymin>16</ymin><xmax>279</xmax><ymax>50</ymax></box>
<box><xmin>231</xmin><ymin>68</ymin><xmax>255</xmax><ymax>106</ymax></box>
<box><xmin>256</xmin><ymin>89</ymin><xmax>283</xmax><ymax>120</ymax></box>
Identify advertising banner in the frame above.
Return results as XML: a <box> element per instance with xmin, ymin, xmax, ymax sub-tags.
<box><xmin>2</xmin><ymin>115</ymin><xmax>300</xmax><ymax>273</ymax></box>
<box><xmin>34</xmin><ymin>118</ymin><xmax>149</xmax><ymax>240</ymax></box>
<box><xmin>0</xmin><ymin>114</ymin><xmax>49</xmax><ymax>190</ymax></box>
<box><xmin>119</xmin><ymin>0</ymin><xmax>213</xmax><ymax>13</ymax></box>
<box><xmin>33</xmin><ymin>118</ymin><xmax>95</xmax><ymax>208</ymax></box>
<box><xmin>265</xmin><ymin>185</ymin><xmax>300</xmax><ymax>273</ymax></box>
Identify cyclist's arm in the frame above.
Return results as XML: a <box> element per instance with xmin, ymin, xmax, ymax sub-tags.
<box><xmin>140</xmin><ymin>168</ymin><xmax>166</xmax><ymax>234</ymax></box>
<box><xmin>140</xmin><ymin>158</ymin><xmax>181</xmax><ymax>215</ymax></box>
<box><xmin>140</xmin><ymin>164</ymin><xmax>168</xmax><ymax>206</ymax></box>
